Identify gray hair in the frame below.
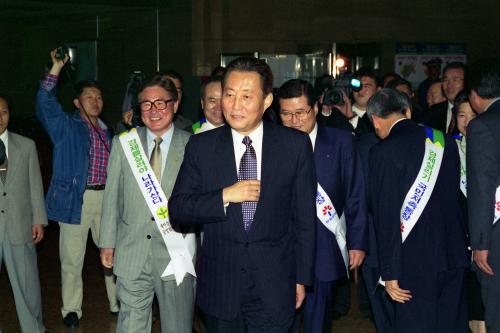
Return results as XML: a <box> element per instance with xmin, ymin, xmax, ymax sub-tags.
<box><xmin>366</xmin><ymin>88</ymin><xmax>412</xmax><ymax>119</ymax></box>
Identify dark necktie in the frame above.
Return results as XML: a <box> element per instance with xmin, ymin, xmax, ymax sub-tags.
<box><xmin>0</xmin><ymin>159</ymin><xmax>7</xmax><ymax>184</ymax></box>
<box><xmin>150</xmin><ymin>137</ymin><xmax>163</xmax><ymax>180</ymax></box>
<box><xmin>238</xmin><ymin>136</ymin><xmax>258</xmax><ymax>231</ymax></box>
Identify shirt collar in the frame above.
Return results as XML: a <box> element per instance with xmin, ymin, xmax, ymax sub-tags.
<box><xmin>484</xmin><ymin>97</ymin><xmax>500</xmax><ymax>113</ymax></box>
<box><xmin>146</xmin><ymin>124</ymin><xmax>174</xmax><ymax>146</ymax></box>
<box><xmin>308</xmin><ymin>123</ymin><xmax>318</xmax><ymax>151</ymax></box>
<box><xmin>352</xmin><ymin>104</ymin><xmax>366</xmax><ymax>118</ymax></box>
<box><xmin>231</xmin><ymin>121</ymin><xmax>264</xmax><ymax>146</ymax></box>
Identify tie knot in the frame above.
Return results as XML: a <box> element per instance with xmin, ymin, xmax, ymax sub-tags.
<box><xmin>154</xmin><ymin>137</ymin><xmax>163</xmax><ymax>146</ymax></box>
<box><xmin>242</xmin><ymin>136</ymin><xmax>252</xmax><ymax>147</ymax></box>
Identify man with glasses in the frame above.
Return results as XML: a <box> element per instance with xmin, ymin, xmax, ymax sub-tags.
<box><xmin>424</xmin><ymin>62</ymin><xmax>466</xmax><ymax>134</ymax></box>
<box><xmin>278</xmin><ymin>79</ymin><xmax>368</xmax><ymax>333</ymax></box>
<box><xmin>36</xmin><ymin>49</ymin><xmax>118</xmax><ymax>327</ymax></box>
<box><xmin>99</xmin><ymin>76</ymin><xmax>195</xmax><ymax>333</ymax></box>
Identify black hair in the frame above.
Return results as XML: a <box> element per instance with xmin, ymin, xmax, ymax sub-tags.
<box><xmin>354</xmin><ymin>68</ymin><xmax>381</xmax><ymax>87</ymax></box>
<box><xmin>466</xmin><ymin>58</ymin><xmax>500</xmax><ymax>99</ymax></box>
<box><xmin>223</xmin><ymin>57</ymin><xmax>273</xmax><ymax>96</ymax></box>
<box><xmin>157</xmin><ymin>69</ymin><xmax>184</xmax><ymax>85</ymax></box>
<box><xmin>200</xmin><ymin>75</ymin><xmax>223</xmax><ymax>99</ymax></box>
<box><xmin>137</xmin><ymin>76</ymin><xmax>178</xmax><ymax>101</ymax></box>
<box><xmin>277</xmin><ymin>79</ymin><xmax>316</xmax><ymax>107</ymax></box>
<box><xmin>443</xmin><ymin>62</ymin><xmax>466</xmax><ymax>77</ymax></box>
<box><xmin>385</xmin><ymin>78</ymin><xmax>412</xmax><ymax>92</ymax></box>
<box><xmin>74</xmin><ymin>80</ymin><xmax>102</xmax><ymax>98</ymax></box>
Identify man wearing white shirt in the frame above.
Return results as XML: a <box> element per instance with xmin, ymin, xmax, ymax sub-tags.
<box><xmin>169</xmin><ymin>57</ymin><xmax>316</xmax><ymax>333</ymax></box>
<box><xmin>193</xmin><ymin>76</ymin><xmax>225</xmax><ymax>134</ymax></box>
<box><xmin>0</xmin><ymin>95</ymin><xmax>48</xmax><ymax>333</ymax></box>
<box><xmin>425</xmin><ymin>62</ymin><xmax>466</xmax><ymax>134</ymax></box>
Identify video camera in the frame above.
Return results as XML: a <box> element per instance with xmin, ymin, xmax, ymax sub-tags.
<box><xmin>322</xmin><ymin>77</ymin><xmax>362</xmax><ymax>106</ymax></box>
<box><xmin>54</xmin><ymin>45</ymin><xmax>77</xmax><ymax>69</ymax></box>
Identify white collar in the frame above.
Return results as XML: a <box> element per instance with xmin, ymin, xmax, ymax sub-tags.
<box><xmin>308</xmin><ymin>123</ymin><xmax>318</xmax><ymax>151</ymax></box>
<box><xmin>231</xmin><ymin>121</ymin><xmax>264</xmax><ymax>144</ymax></box>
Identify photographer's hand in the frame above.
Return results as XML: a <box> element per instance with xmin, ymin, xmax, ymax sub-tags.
<box><xmin>49</xmin><ymin>48</ymin><xmax>69</xmax><ymax>76</ymax></box>
<box><xmin>336</xmin><ymin>91</ymin><xmax>355</xmax><ymax>119</ymax></box>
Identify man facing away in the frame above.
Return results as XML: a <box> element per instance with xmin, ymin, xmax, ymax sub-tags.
<box><xmin>467</xmin><ymin>58</ymin><xmax>500</xmax><ymax>333</ymax></box>
<box><xmin>99</xmin><ymin>76</ymin><xmax>195</xmax><ymax>333</ymax></box>
<box><xmin>36</xmin><ymin>48</ymin><xmax>118</xmax><ymax>327</ymax></box>
<box><xmin>367</xmin><ymin>88</ymin><xmax>469</xmax><ymax>333</ymax></box>
<box><xmin>168</xmin><ymin>57</ymin><xmax>317</xmax><ymax>332</ymax></box>
<box><xmin>277</xmin><ymin>79</ymin><xmax>368</xmax><ymax>333</ymax></box>
<box><xmin>0</xmin><ymin>94</ymin><xmax>47</xmax><ymax>333</ymax></box>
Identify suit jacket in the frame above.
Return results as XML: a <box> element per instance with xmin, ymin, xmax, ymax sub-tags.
<box><xmin>467</xmin><ymin>99</ymin><xmax>500</xmax><ymax>251</ymax></box>
<box><xmin>314</xmin><ymin>125</ymin><xmax>367</xmax><ymax>281</ymax></box>
<box><xmin>423</xmin><ymin>101</ymin><xmax>460</xmax><ymax>135</ymax></box>
<box><xmin>354</xmin><ymin>113</ymin><xmax>375</xmax><ymax>137</ymax></box>
<box><xmin>168</xmin><ymin>121</ymin><xmax>316</xmax><ymax>321</ymax></box>
<box><xmin>368</xmin><ymin>120</ymin><xmax>468</xmax><ymax>281</ymax></box>
<box><xmin>99</xmin><ymin>126</ymin><xmax>191</xmax><ymax>281</ymax></box>
<box><xmin>0</xmin><ymin>132</ymin><xmax>47</xmax><ymax>245</ymax></box>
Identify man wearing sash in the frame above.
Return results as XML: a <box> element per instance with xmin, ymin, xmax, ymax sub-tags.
<box><xmin>99</xmin><ymin>77</ymin><xmax>195</xmax><ymax>333</ymax></box>
<box><xmin>169</xmin><ymin>57</ymin><xmax>316</xmax><ymax>332</ymax></box>
<box><xmin>467</xmin><ymin>59</ymin><xmax>500</xmax><ymax>332</ymax></box>
<box><xmin>192</xmin><ymin>75</ymin><xmax>224</xmax><ymax>134</ymax></box>
<box><xmin>277</xmin><ymin>79</ymin><xmax>368</xmax><ymax>333</ymax></box>
<box><xmin>367</xmin><ymin>89</ymin><xmax>469</xmax><ymax>332</ymax></box>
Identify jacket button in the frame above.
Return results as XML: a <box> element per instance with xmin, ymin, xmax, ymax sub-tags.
<box><xmin>244</xmin><ymin>242</ymin><xmax>249</xmax><ymax>248</ymax></box>
<box><xmin>1</xmin><ymin>210</ymin><xmax>4</xmax><ymax>213</ymax></box>
<box><xmin>151</xmin><ymin>217</ymin><xmax>155</xmax><ymax>221</ymax></box>
<box><xmin>147</xmin><ymin>235</ymin><xmax>151</xmax><ymax>239</ymax></box>
<box><xmin>2</xmin><ymin>192</ymin><xmax>5</xmax><ymax>196</ymax></box>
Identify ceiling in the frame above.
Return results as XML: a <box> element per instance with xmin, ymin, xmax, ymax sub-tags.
<box><xmin>0</xmin><ymin>0</ymin><xmax>172</xmax><ymax>18</ymax></box>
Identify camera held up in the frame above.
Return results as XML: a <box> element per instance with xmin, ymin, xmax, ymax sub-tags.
<box><xmin>323</xmin><ymin>77</ymin><xmax>362</xmax><ymax>106</ymax></box>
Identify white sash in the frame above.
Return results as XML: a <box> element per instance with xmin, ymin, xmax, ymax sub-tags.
<box><xmin>119</xmin><ymin>129</ymin><xmax>196</xmax><ymax>285</ymax></box>
<box><xmin>456</xmin><ymin>140</ymin><xmax>467</xmax><ymax>197</ymax></box>
<box><xmin>380</xmin><ymin>127</ymin><xmax>445</xmax><ymax>285</ymax></box>
<box><xmin>316</xmin><ymin>183</ymin><xmax>349</xmax><ymax>274</ymax></box>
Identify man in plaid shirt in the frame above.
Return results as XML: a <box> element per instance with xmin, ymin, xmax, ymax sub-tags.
<box><xmin>36</xmin><ymin>48</ymin><xmax>118</xmax><ymax>328</ymax></box>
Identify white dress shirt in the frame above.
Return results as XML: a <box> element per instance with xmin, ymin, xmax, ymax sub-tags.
<box><xmin>146</xmin><ymin>125</ymin><xmax>174</xmax><ymax>178</ymax></box>
<box><xmin>308</xmin><ymin>123</ymin><xmax>318</xmax><ymax>152</ymax></box>
<box><xmin>231</xmin><ymin>121</ymin><xmax>263</xmax><ymax>180</ymax></box>
<box><xmin>446</xmin><ymin>101</ymin><xmax>453</xmax><ymax>131</ymax></box>
<box><xmin>349</xmin><ymin>104</ymin><xmax>367</xmax><ymax>129</ymax></box>
<box><xmin>197</xmin><ymin>120</ymin><xmax>223</xmax><ymax>134</ymax></box>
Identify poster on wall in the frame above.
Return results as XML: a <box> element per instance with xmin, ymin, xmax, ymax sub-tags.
<box><xmin>395</xmin><ymin>43</ymin><xmax>466</xmax><ymax>88</ymax></box>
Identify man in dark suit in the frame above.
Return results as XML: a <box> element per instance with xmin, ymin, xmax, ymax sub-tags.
<box><xmin>424</xmin><ymin>62</ymin><xmax>465</xmax><ymax>135</ymax></box>
<box><xmin>277</xmin><ymin>79</ymin><xmax>367</xmax><ymax>332</ymax></box>
<box><xmin>367</xmin><ymin>89</ymin><xmax>469</xmax><ymax>332</ymax></box>
<box><xmin>467</xmin><ymin>58</ymin><xmax>500</xmax><ymax>333</ymax></box>
<box><xmin>169</xmin><ymin>57</ymin><xmax>316</xmax><ymax>332</ymax></box>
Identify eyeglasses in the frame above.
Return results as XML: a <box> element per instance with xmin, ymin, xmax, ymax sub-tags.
<box><xmin>139</xmin><ymin>98</ymin><xmax>174</xmax><ymax>112</ymax></box>
<box><xmin>442</xmin><ymin>78</ymin><xmax>464</xmax><ymax>84</ymax></box>
<box><xmin>280</xmin><ymin>107</ymin><xmax>313</xmax><ymax>121</ymax></box>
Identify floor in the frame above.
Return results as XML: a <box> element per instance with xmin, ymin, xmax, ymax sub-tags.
<box><xmin>0</xmin><ymin>222</ymin><xmax>376</xmax><ymax>333</ymax></box>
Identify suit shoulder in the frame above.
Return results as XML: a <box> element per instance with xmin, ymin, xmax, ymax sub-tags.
<box><xmin>174</xmin><ymin>127</ymin><xmax>192</xmax><ymax>143</ymax></box>
<box><xmin>9</xmin><ymin>131</ymin><xmax>35</xmax><ymax>147</ymax></box>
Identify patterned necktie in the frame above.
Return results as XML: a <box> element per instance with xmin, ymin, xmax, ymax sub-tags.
<box><xmin>150</xmin><ymin>137</ymin><xmax>163</xmax><ymax>180</ymax></box>
<box><xmin>238</xmin><ymin>136</ymin><xmax>258</xmax><ymax>231</ymax></box>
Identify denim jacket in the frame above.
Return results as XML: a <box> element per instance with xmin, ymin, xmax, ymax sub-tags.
<box><xmin>36</xmin><ymin>85</ymin><xmax>112</xmax><ymax>224</ymax></box>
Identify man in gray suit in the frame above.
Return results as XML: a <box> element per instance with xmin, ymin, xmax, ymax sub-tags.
<box><xmin>467</xmin><ymin>58</ymin><xmax>500</xmax><ymax>333</ymax></box>
<box><xmin>99</xmin><ymin>76</ymin><xmax>195</xmax><ymax>333</ymax></box>
<box><xmin>0</xmin><ymin>94</ymin><xmax>47</xmax><ymax>333</ymax></box>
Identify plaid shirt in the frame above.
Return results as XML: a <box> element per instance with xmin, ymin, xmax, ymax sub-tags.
<box><xmin>41</xmin><ymin>73</ymin><xmax>110</xmax><ymax>185</ymax></box>
<box><xmin>85</xmin><ymin>117</ymin><xmax>110</xmax><ymax>185</ymax></box>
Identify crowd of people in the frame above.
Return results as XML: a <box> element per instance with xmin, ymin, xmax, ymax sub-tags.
<box><xmin>1</xmin><ymin>48</ymin><xmax>500</xmax><ymax>333</ymax></box>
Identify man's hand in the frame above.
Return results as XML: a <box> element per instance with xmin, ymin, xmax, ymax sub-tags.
<box><xmin>32</xmin><ymin>224</ymin><xmax>44</xmax><ymax>244</ymax></box>
<box><xmin>123</xmin><ymin>109</ymin><xmax>134</xmax><ymax>127</ymax></box>
<box><xmin>335</xmin><ymin>91</ymin><xmax>354</xmax><ymax>119</ymax></box>
<box><xmin>348</xmin><ymin>249</ymin><xmax>365</xmax><ymax>270</ymax></box>
<box><xmin>222</xmin><ymin>180</ymin><xmax>260</xmax><ymax>204</ymax></box>
<box><xmin>295</xmin><ymin>284</ymin><xmax>306</xmax><ymax>309</ymax></box>
<box><xmin>385</xmin><ymin>280</ymin><xmax>412</xmax><ymax>303</ymax></box>
<box><xmin>100</xmin><ymin>248</ymin><xmax>115</xmax><ymax>269</ymax></box>
<box><xmin>49</xmin><ymin>48</ymin><xmax>69</xmax><ymax>76</ymax></box>
<box><xmin>474</xmin><ymin>250</ymin><xmax>494</xmax><ymax>275</ymax></box>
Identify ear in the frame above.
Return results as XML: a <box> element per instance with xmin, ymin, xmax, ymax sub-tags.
<box><xmin>313</xmin><ymin>102</ymin><xmax>319</xmax><ymax>117</ymax></box>
<box><xmin>405</xmin><ymin>108</ymin><xmax>412</xmax><ymax>119</ymax></box>
<box><xmin>200</xmin><ymin>98</ymin><xmax>205</xmax><ymax>111</ymax></box>
<box><xmin>73</xmin><ymin>98</ymin><xmax>81</xmax><ymax>110</ymax></box>
<box><xmin>172</xmin><ymin>99</ymin><xmax>180</xmax><ymax>114</ymax></box>
<box><xmin>371</xmin><ymin>114</ymin><xmax>381</xmax><ymax>130</ymax></box>
<box><xmin>264</xmin><ymin>92</ymin><xmax>273</xmax><ymax>110</ymax></box>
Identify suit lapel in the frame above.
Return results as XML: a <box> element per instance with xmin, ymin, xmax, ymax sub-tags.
<box><xmin>250</xmin><ymin>121</ymin><xmax>277</xmax><ymax>234</ymax></box>
<box><xmin>215</xmin><ymin>126</ymin><xmax>245</xmax><ymax>237</ymax></box>
<box><xmin>162</xmin><ymin>127</ymin><xmax>183</xmax><ymax>194</ymax></box>
<box><xmin>5</xmin><ymin>132</ymin><xmax>19</xmax><ymax>187</ymax></box>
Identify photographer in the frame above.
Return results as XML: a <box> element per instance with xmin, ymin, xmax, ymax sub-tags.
<box><xmin>315</xmin><ymin>74</ymin><xmax>354</xmax><ymax>132</ymax></box>
<box><xmin>36</xmin><ymin>48</ymin><xmax>118</xmax><ymax>327</ymax></box>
